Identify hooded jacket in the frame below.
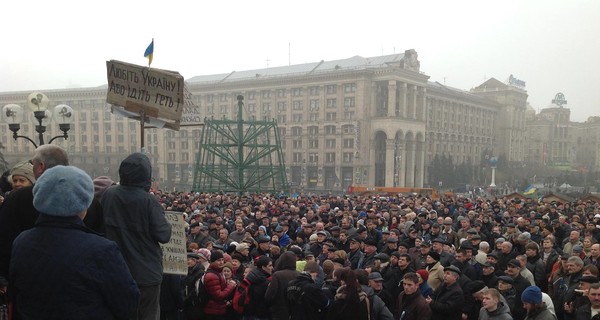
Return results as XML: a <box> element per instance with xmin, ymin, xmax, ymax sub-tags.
<box><xmin>479</xmin><ymin>301</ymin><xmax>513</xmax><ymax>320</ymax></box>
<box><xmin>101</xmin><ymin>153</ymin><xmax>172</xmax><ymax>286</ymax></box>
<box><xmin>244</xmin><ymin>267</ymin><xmax>271</xmax><ymax>317</ymax></box>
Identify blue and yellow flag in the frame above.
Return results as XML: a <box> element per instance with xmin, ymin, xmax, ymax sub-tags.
<box><xmin>524</xmin><ymin>184</ymin><xmax>537</xmax><ymax>195</ymax></box>
<box><xmin>144</xmin><ymin>39</ymin><xmax>154</xmax><ymax>66</ymax></box>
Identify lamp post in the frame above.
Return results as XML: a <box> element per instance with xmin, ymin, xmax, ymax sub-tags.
<box><xmin>2</xmin><ymin>92</ymin><xmax>74</xmax><ymax>148</ymax></box>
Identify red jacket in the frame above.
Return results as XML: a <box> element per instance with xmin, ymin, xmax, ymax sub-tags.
<box><xmin>203</xmin><ymin>265</ymin><xmax>236</xmax><ymax>315</ymax></box>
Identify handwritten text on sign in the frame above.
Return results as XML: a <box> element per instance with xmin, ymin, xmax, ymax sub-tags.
<box><xmin>106</xmin><ymin>60</ymin><xmax>184</xmax><ymax>122</ymax></box>
<box><xmin>160</xmin><ymin>211</ymin><xmax>187</xmax><ymax>275</ymax></box>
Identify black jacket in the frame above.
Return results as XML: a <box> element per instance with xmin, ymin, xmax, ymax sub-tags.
<box><xmin>244</xmin><ymin>268</ymin><xmax>271</xmax><ymax>317</ymax></box>
<box><xmin>101</xmin><ymin>153</ymin><xmax>172</xmax><ymax>286</ymax></box>
<box><xmin>287</xmin><ymin>272</ymin><xmax>329</xmax><ymax>320</ymax></box>
<box><xmin>430</xmin><ymin>281</ymin><xmax>464</xmax><ymax>320</ymax></box>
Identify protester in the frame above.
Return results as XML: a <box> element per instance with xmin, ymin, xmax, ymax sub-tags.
<box><xmin>9</xmin><ymin>165</ymin><xmax>139</xmax><ymax>319</ymax></box>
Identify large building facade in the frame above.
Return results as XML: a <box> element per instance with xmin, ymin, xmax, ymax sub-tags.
<box><xmin>0</xmin><ymin>50</ymin><xmax>531</xmax><ymax>191</ymax></box>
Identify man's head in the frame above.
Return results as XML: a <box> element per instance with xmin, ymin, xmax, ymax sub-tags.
<box><xmin>368</xmin><ymin>272</ymin><xmax>384</xmax><ymax>291</ymax></box>
<box><xmin>402</xmin><ymin>272</ymin><xmax>420</xmax><ymax>295</ymax></box>
<box><xmin>521</xmin><ymin>286</ymin><xmax>542</xmax><ymax>312</ymax></box>
<box><xmin>589</xmin><ymin>283</ymin><xmax>600</xmax><ymax>309</ymax></box>
<box><xmin>31</xmin><ymin>145</ymin><xmax>69</xmax><ymax>179</ymax></box>
<box><xmin>256</xmin><ymin>256</ymin><xmax>273</xmax><ymax>275</ymax></box>
<box><xmin>567</xmin><ymin>256</ymin><xmax>584</xmax><ymax>275</ymax></box>
<box><xmin>506</xmin><ymin>259</ymin><xmax>521</xmax><ymax>277</ymax></box>
<box><xmin>209</xmin><ymin>249</ymin><xmax>225</xmax><ymax>268</ymax></box>
<box><xmin>481</xmin><ymin>288</ymin><xmax>502</xmax><ymax>312</ymax></box>
<box><xmin>501</xmin><ymin>242</ymin><xmax>513</xmax><ymax>254</ymax></box>
<box><xmin>443</xmin><ymin>266</ymin><xmax>461</xmax><ymax>285</ymax></box>
<box><xmin>591</xmin><ymin>244</ymin><xmax>600</xmax><ymax>259</ymax></box>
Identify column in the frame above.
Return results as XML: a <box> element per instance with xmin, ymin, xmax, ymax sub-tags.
<box><xmin>400</xmin><ymin>82</ymin><xmax>407</xmax><ymax>118</ymax></box>
<box><xmin>398</xmin><ymin>142</ymin><xmax>406</xmax><ymax>187</ymax></box>
<box><xmin>370</xmin><ymin>82</ymin><xmax>377</xmax><ymax>118</ymax></box>
<box><xmin>385</xmin><ymin>139</ymin><xmax>395</xmax><ymax>186</ymax></box>
<box><xmin>405</xmin><ymin>141</ymin><xmax>416</xmax><ymax>187</ymax></box>
<box><xmin>387</xmin><ymin>80</ymin><xmax>397</xmax><ymax>117</ymax></box>
<box><xmin>368</xmin><ymin>142</ymin><xmax>376</xmax><ymax>185</ymax></box>
<box><xmin>415</xmin><ymin>140</ymin><xmax>425</xmax><ymax>187</ymax></box>
<box><xmin>411</xmin><ymin>86</ymin><xmax>418</xmax><ymax>119</ymax></box>
<box><xmin>418</xmin><ymin>87</ymin><xmax>427</xmax><ymax>121</ymax></box>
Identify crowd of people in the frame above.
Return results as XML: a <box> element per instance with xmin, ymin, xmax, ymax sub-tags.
<box><xmin>1</xmin><ymin>145</ymin><xmax>600</xmax><ymax>320</ymax></box>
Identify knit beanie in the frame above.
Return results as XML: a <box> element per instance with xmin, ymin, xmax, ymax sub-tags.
<box><xmin>521</xmin><ymin>286</ymin><xmax>542</xmax><ymax>304</ymax></box>
<box><xmin>33</xmin><ymin>166</ymin><xmax>93</xmax><ymax>217</ymax></box>
<box><xmin>428</xmin><ymin>251</ymin><xmax>441</xmax><ymax>261</ymax></box>
<box><xmin>210</xmin><ymin>249</ymin><xmax>224</xmax><ymax>262</ymax></box>
<box><xmin>10</xmin><ymin>160</ymin><xmax>36</xmax><ymax>184</ymax></box>
<box><xmin>197</xmin><ymin>248</ymin><xmax>211</xmax><ymax>261</ymax></box>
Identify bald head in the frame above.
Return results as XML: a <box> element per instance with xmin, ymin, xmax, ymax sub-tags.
<box><xmin>31</xmin><ymin>145</ymin><xmax>69</xmax><ymax>178</ymax></box>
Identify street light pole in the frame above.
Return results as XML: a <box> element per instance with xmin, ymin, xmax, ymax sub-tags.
<box><xmin>2</xmin><ymin>92</ymin><xmax>74</xmax><ymax>148</ymax></box>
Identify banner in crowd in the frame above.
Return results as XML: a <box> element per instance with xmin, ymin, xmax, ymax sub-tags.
<box><xmin>161</xmin><ymin>211</ymin><xmax>187</xmax><ymax>275</ymax></box>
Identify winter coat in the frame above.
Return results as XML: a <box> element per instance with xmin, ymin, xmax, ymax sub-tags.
<box><xmin>9</xmin><ymin>215</ymin><xmax>140</xmax><ymax>320</ymax></box>
<box><xmin>479</xmin><ymin>301</ymin><xmax>513</xmax><ymax>320</ymax></box>
<box><xmin>397</xmin><ymin>289</ymin><xmax>432</xmax><ymax>320</ymax></box>
<box><xmin>426</xmin><ymin>262</ymin><xmax>444</xmax><ymax>291</ymax></box>
<box><xmin>265</xmin><ymin>267</ymin><xmax>299</xmax><ymax>320</ymax></box>
<box><xmin>327</xmin><ymin>285</ymin><xmax>370</xmax><ymax>320</ymax></box>
<box><xmin>361</xmin><ymin>285</ymin><xmax>394</xmax><ymax>320</ymax></box>
<box><xmin>244</xmin><ymin>268</ymin><xmax>271</xmax><ymax>317</ymax></box>
<box><xmin>349</xmin><ymin>248</ymin><xmax>364</xmax><ymax>269</ymax></box>
<box><xmin>524</xmin><ymin>303</ymin><xmax>557</xmax><ymax>320</ymax></box>
<box><xmin>287</xmin><ymin>272</ymin><xmax>329</xmax><ymax>320</ymax></box>
<box><xmin>203</xmin><ymin>265</ymin><xmax>236</xmax><ymax>315</ymax></box>
<box><xmin>526</xmin><ymin>255</ymin><xmax>546</xmax><ymax>289</ymax></box>
<box><xmin>573</xmin><ymin>303</ymin><xmax>600</xmax><ymax>320</ymax></box>
<box><xmin>101</xmin><ymin>153</ymin><xmax>172</xmax><ymax>286</ymax></box>
<box><xmin>429</xmin><ymin>281</ymin><xmax>464</xmax><ymax>320</ymax></box>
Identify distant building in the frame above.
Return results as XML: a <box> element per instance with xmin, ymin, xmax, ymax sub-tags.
<box><xmin>0</xmin><ymin>50</ymin><xmax>543</xmax><ymax>191</ymax></box>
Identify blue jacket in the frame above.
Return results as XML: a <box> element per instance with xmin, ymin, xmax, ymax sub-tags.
<box><xmin>101</xmin><ymin>153</ymin><xmax>172</xmax><ymax>286</ymax></box>
<box><xmin>10</xmin><ymin>215</ymin><xmax>139</xmax><ymax>319</ymax></box>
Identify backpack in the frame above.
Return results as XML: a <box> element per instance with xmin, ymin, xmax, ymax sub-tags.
<box><xmin>232</xmin><ymin>278</ymin><xmax>251</xmax><ymax>314</ymax></box>
<box><xmin>183</xmin><ymin>270</ymin><xmax>214</xmax><ymax>318</ymax></box>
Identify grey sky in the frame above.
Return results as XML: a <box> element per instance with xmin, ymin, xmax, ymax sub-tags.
<box><xmin>1</xmin><ymin>0</ymin><xmax>598</xmax><ymax>122</ymax></box>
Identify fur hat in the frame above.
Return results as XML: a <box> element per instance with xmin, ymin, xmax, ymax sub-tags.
<box><xmin>93</xmin><ymin>176</ymin><xmax>114</xmax><ymax>199</ymax></box>
<box><xmin>10</xmin><ymin>160</ymin><xmax>36</xmax><ymax>184</ymax></box>
<box><xmin>33</xmin><ymin>166</ymin><xmax>93</xmax><ymax>217</ymax></box>
<box><xmin>521</xmin><ymin>286</ymin><xmax>542</xmax><ymax>304</ymax></box>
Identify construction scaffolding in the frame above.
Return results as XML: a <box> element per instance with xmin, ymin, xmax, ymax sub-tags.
<box><xmin>192</xmin><ymin>95</ymin><xmax>288</xmax><ymax>194</ymax></box>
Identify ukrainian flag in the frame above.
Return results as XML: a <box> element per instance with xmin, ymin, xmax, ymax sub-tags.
<box><xmin>144</xmin><ymin>39</ymin><xmax>154</xmax><ymax>66</ymax></box>
<box><xmin>524</xmin><ymin>184</ymin><xmax>537</xmax><ymax>195</ymax></box>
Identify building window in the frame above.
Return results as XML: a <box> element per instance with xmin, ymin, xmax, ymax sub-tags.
<box><xmin>277</xmin><ymin>89</ymin><xmax>286</xmax><ymax>97</ymax></box>
<box><xmin>292</xmin><ymin>114</ymin><xmax>303</xmax><ymax>122</ymax></box>
<box><xmin>308</xmin><ymin>139</ymin><xmax>318</xmax><ymax>149</ymax></box>
<box><xmin>168</xmin><ymin>141</ymin><xmax>176</xmax><ymax>149</ymax></box>
<box><xmin>262</xmin><ymin>90</ymin><xmax>271</xmax><ymax>98</ymax></box>
<box><xmin>291</xmin><ymin>127</ymin><xmax>302</xmax><ymax>136</ymax></box>
<box><xmin>308</xmin><ymin>153</ymin><xmax>318</xmax><ymax>163</ymax></box>
<box><xmin>344</xmin><ymin>83</ymin><xmax>357</xmax><ymax>93</ymax></box>
<box><xmin>168</xmin><ymin>153</ymin><xmax>176</xmax><ymax>161</ymax></box>
<box><xmin>343</xmin><ymin>152</ymin><xmax>354</xmax><ymax>163</ymax></box>
<box><xmin>247</xmin><ymin>92</ymin><xmax>256</xmax><ymax>100</ymax></box>
<box><xmin>292</xmin><ymin>88</ymin><xmax>303</xmax><ymax>96</ymax></box>
<box><xmin>326</xmin><ymin>112</ymin><xmax>337</xmax><ymax>121</ymax></box>
<box><xmin>182</xmin><ymin>153</ymin><xmax>189</xmax><ymax>161</ymax></box>
<box><xmin>325</xmin><ymin>153</ymin><xmax>336</xmax><ymax>163</ymax></box>
<box><xmin>308</xmin><ymin>126</ymin><xmax>318</xmax><ymax>135</ymax></box>
<box><xmin>325</xmin><ymin>125</ymin><xmax>336</xmax><ymax>134</ymax></box>
<box><xmin>293</xmin><ymin>140</ymin><xmax>302</xmax><ymax>148</ymax></box>
<box><xmin>248</xmin><ymin>103</ymin><xmax>256</xmax><ymax>113</ymax></box>
<box><xmin>220</xmin><ymin>94</ymin><xmax>228</xmax><ymax>102</ymax></box>
<box><xmin>262</xmin><ymin>103</ymin><xmax>272</xmax><ymax>112</ymax></box>
<box><xmin>181</xmin><ymin>141</ymin><xmax>189</xmax><ymax>149</ymax></box>
<box><xmin>278</xmin><ymin>127</ymin><xmax>286</xmax><ymax>137</ymax></box>
<box><xmin>309</xmin><ymin>86</ymin><xmax>320</xmax><ymax>96</ymax></box>
<box><xmin>206</xmin><ymin>94</ymin><xmax>214</xmax><ymax>102</ymax></box>
<box><xmin>344</xmin><ymin>97</ymin><xmax>355</xmax><ymax>108</ymax></box>
<box><xmin>293</xmin><ymin>152</ymin><xmax>303</xmax><ymax>162</ymax></box>
<box><xmin>326</xmin><ymin>85</ymin><xmax>337</xmax><ymax>94</ymax></box>
<box><xmin>326</xmin><ymin>139</ymin><xmax>336</xmax><ymax>148</ymax></box>
<box><xmin>220</xmin><ymin>105</ymin><xmax>228</xmax><ymax>114</ymax></box>
<box><xmin>293</xmin><ymin>100</ymin><xmax>303</xmax><ymax>110</ymax></box>
<box><xmin>310</xmin><ymin>100</ymin><xmax>320</xmax><ymax>111</ymax></box>
<box><xmin>342</xmin><ymin>124</ymin><xmax>355</xmax><ymax>134</ymax></box>
<box><xmin>310</xmin><ymin>113</ymin><xmax>319</xmax><ymax>121</ymax></box>
<box><xmin>277</xmin><ymin>115</ymin><xmax>287</xmax><ymax>123</ymax></box>
<box><xmin>277</xmin><ymin>102</ymin><xmax>287</xmax><ymax>112</ymax></box>
<box><xmin>343</xmin><ymin>111</ymin><xmax>355</xmax><ymax>120</ymax></box>
<box><xmin>343</xmin><ymin>139</ymin><xmax>354</xmax><ymax>148</ymax></box>
<box><xmin>206</xmin><ymin>105</ymin><xmax>214</xmax><ymax>114</ymax></box>
<box><xmin>327</xmin><ymin>99</ymin><xmax>337</xmax><ymax>108</ymax></box>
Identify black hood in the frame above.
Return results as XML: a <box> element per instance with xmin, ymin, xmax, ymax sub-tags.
<box><xmin>247</xmin><ymin>268</ymin><xmax>269</xmax><ymax>284</ymax></box>
<box><xmin>119</xmin><ymin>153</ymin><xmax>152</xmax><ymax>190</ymax></box>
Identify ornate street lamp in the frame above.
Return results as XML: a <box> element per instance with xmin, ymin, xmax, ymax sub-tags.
<box><xmin>2</xmin><ymin>92</ymin><xmax>74</xmax><ymax>147</ymax></box>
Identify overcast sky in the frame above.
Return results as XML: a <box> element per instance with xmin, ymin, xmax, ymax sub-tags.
<box><xmin>1</xmin><ymin>1</ymin><xmax>598</xmax><ymax>122</ymax></box>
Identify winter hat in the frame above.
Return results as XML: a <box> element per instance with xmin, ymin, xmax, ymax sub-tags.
<box><xmin>427</xmin><ymin>251</ymin><xmax>441</xmax><ymax>261</ymax></box>
<box><xmin>93</xmin><ymin>176</ymin><xmax>114</xmax><ymax>199</ymax></box>
<box><xmin>33</xmin><ymin>166</ymin><xmax>93</xmax><ymax>217</ymax></box>
<box><xmin>210</xmin><ymin>249</ymin><xmax>224</xmax><ymax>262</ymax></box>
<box><xmin>415</xmin><ymin>269</ymin><xmax>429</xmax><ymax>282</ymax></box>
<box><xmin>10</xmin><ymin>160</ymin><xmax>36</xmax><ymax>184</ymax></box>
<box><xmin>197</xmin><ymin>248</ymin><xmax>211</xmax><ymax>261</ymax></box>
<box><xmin>521</xmin><ymin>286</ymin><xmax>542</xmax><ymax>304</ymax></box>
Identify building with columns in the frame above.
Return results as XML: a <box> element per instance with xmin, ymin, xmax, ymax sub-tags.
<box><xmin>0</xmin><ymin>49</ymin><xmax>531</xmax><ymax>191</ymax></box>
